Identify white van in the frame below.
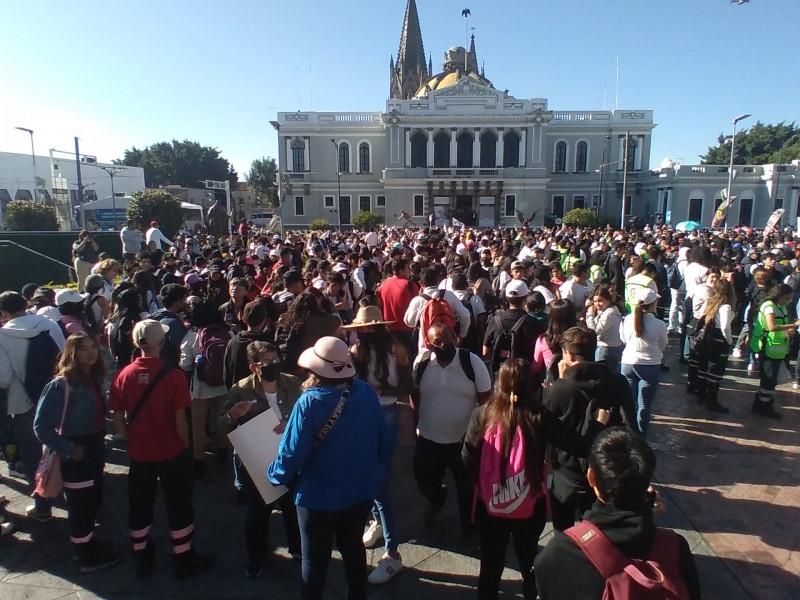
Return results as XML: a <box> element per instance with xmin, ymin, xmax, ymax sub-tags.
<box><xmin>250</xmin><ymin>212</ymin><xmax>274</xmax><ymax>227</ymax></box>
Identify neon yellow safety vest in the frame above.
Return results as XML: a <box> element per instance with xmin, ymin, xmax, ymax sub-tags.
<box><xmin>589</xmin><ymin>264</ymin><xmax>603</xmax><ymax>284</ymax></box>
<box><xmin>624</xmin><ymin>273</ymin><xmax>655</xmax><ymax>313</ymax></box>
<box><xmin>751</xmin><ymin>301</ymin><xmax>789</xmax><ymax>359</ymax></box>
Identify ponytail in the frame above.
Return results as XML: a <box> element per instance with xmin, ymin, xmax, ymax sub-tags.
<box><xmin>633</xmin><ymin>304</ymin><xmax>644</xmax><ymax>337</ymax></box>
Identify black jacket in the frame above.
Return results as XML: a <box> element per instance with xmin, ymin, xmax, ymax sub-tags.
<box><xmin>223</xmin><ymin>329</ymin><xmax>275</xmax><ymax>390</ymax></box>
<box><xmin>543</xmin><ymin>362</ymin><xmax>638</xmax><ymax>481</ymax></box>
<box><xmin>534</xmin><ymin>501</ymin><xmax>702</xmax><ymax>600</ymax></box>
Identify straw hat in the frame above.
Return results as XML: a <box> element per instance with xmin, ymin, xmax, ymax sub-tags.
<box><xmin>297</xmin><ymin>336</ymin><xmax>356</xmax><ymax>380</ymax></box>
<box><xmin>341</xmin><ymin>305</ymin><xmax>395</xmax><ymax>329</ymax></box>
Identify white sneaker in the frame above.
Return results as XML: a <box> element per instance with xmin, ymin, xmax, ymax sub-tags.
<box><xmin>0</xmin><ymin>515</ymin><xmax>14</xmax><ymax>537</ymax></box>
<box><xmin>793</xmin><ymin>382</ymin><xmax>800</xmax><ymax>391</ymax></box>
<box><xmin>362</xmin><ymin>520</ymin><xmax>383</xmax><ymax>548</ymax></box>
<box><xmin>368</xmin><ymin>553</ymin><xmax>403</xmax><ymax>584</ymax></box>
<box><xmin>731</xmin><ymin>348</ymin><xmax>742</xmax><ymax>359</ymax></box>
<box><xmin>747</xmin><ymin>363</ymin><xmax>756</xmax><ymax>373</ymax></box>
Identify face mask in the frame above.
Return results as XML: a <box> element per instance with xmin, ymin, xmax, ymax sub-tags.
<box><xmin>260</xmin><ymin>363</ymin><xmax>280</xmax><ymax>382</ymax></box>
<box><xmin>432</xmin><ymin>343</ymin><xmax>457</xmax><ymax>363</ymax></box>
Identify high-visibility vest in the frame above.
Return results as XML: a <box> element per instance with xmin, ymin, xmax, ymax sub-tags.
<box><xmin>625</xmin><ymin>273</ymin><xmax>655</xmax><ymax>312</ymax></box>
<box><xmin>589</xmin><ymin>264</ymin><xmax>604</xmax><ymax>284</ymax></box>
<box><xmin>751</xmin><ymin>301</ymin><xmax>789</xmax><ymax>359</ymax></box>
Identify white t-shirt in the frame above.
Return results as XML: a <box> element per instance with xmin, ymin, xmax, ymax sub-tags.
<box><xmin>620</xmin><ymin>313</ymin><xmax>668</xmax><ymax>366</ymax></box>
<box><xmin>559</xmin><ymin>279</ymin><xmax>590</xmax><ymax>311</ymax></box>
<box><xmin>415</xmin><ymin>350</ymin><xmax>491</xmax><ymax>444</ymax></box>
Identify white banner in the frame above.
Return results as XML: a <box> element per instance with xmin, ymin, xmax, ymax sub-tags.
<box><xmin>227</xmin><ymin>408</ymin><xmax>288</xmax><ymax>505</ymax></box>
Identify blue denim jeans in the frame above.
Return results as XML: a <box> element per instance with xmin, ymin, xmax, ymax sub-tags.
<box><xmin>595</xmin><ymin>345</ymin><xmax>623</xmax><ymax>374</ymax></box>
<box><xmin>372</xmin><ymin>403</ymin><xmax>398</xmax><ymax>552</ymax></box>
<box><xmin>621</xmin><ymin>363</ymin><xmax>661</xmax><ymax>437</ymax></box>
<box><xmin>296</xmin><ymin>500</ymin><xmax>372</xmax><ymax>600</ymax></box>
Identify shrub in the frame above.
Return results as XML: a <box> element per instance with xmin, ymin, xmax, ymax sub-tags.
<box><xmin>127</xmin><ymin>190</ymin><xmax>183</xmax><ymax>238</ymax></box>
<box><xmin>308</xmin><ymin>219</ymin><xmax>330</xmax><ymax>231</ymax></box>
<box><xmin>351</xmin><ymin>211</ymin><xmax>385</xmax><ymax>229</ymax></box>
<box><xmin>563</xmin><ymin>208</ymin><xmax>597</xmax><ymax>227</ymax></box>
<box><xmin>5</xmin><ymin>201</ymin><xmax>59</xmax><ymax>231</ymax></box>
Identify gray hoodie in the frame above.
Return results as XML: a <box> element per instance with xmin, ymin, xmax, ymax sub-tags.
<box><xmin>0</xmin><ymin>314</ymin><xmax>66</xmax><ymax>415</ymax></box>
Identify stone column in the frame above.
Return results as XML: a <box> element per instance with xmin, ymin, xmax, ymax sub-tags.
<box><xmin>519</xmin><ymin>130</ymin><xmax>526</xmax><ymax>168</ymax></box>
<box><xmin>405</xmin><ymin>129</ymin><xmax>411</xmax><ymax>168</ymax></box>
<box><xmin>285</xmin><ymin>137</ymin><xmax>293</xmax><ymax>172</ymax></box>
<box><xmin>303</xmin><ymin>137</ymin><xmax>310</xmax><ymax>172</ymax></box>
<box><xmin>427</xmin><ymin>129</ymin><xmax>434</xmax><ymax>168</ymax></box>
<box><xmin>450</xmin><ymin>129</ymin><xmax>457</xmax><ymax>168</ymax></box>
<box><xmin>473</xmin><ymin>129</ymin><xmax>480</xmax><ymax>168</ymax></box>
<box><xmin>497</xmin><ymin>129</ymin><xmax>505</xmax><ymax>169</ymax></box>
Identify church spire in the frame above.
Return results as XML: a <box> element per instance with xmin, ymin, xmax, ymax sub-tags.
<box><xmin>390</xmin><ymin>0</ymin><xmax>427</xmax><ymax>99</ymax></box>
<box><xmin>468</xmin><ymin>33</ymin><xmax>478</xmax><ymax>74</ymax></box>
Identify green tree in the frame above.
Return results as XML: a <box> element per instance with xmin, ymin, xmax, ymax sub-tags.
<box><xmin>247</xmin><ymin>157</ymin><xmax>278</xmax><ymax>207</ymax></box>
<box><xmin>308</xmin><ymin>219</ymin><xmax>330</xmax><ymax>231</ymax></box>
<box><xmin>563</xmin><ymin>208</ymin><xmax>597</xmax><ymax>227</ymax></box>
<box><xmin>115</xmin><ymin>140</ymin><xmax>238</xmax><ymax>189</ymax></box>
<box><xmin>126</xmin><ymin>190</ymin><xmax>183</xmax><ymax>238</ymax></box>
<box><xmin>351</xmin><ymin>211</ymin><xmax>386</xmax><ymax>229</ymax></box>
<box><xmin>700</xmin><ymin>121</ymin><xmax>800</xmax><ymax>165</ymax></box>
<box><xmin>5</xmin><ymin>201</ymin><xmax>59</xmax><ymax>231</ymax></box>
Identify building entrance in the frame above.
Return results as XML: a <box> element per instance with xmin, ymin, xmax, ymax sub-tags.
<box><xmin>455</xmin><ymin>195</ymin><xmax>475</xmax><ymax>225</ymax></box>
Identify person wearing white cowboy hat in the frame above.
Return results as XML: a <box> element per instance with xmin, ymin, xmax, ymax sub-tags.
<box><xmin>268</xmin><ymin>336</ymin><xmax>393</xmax><ymax>599</ymax></box>
<box><xmin>620</xmin><ymin>287</ymin><xmax>667</xmax><ymax>442</ymax></box>
<box><xmin>344</xmin><ymin>305</ymin><xmax>411</xmax><ymax>584</ymax></box>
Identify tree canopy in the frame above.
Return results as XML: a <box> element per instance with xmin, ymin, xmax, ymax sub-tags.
<box><xmin>700</xmin><ymin>122</ymin><xmax>800</xmax><ymax>165</ymax></box>
<box><xmin>116</xmin><ymin>140</ymin><xmax>238</xmax><ymax>189</ymax></box>
<box><xmin>126</xmin><ymin>190</ymin><xmax>184</xmax><ymax>238</ymax></box>
<box><xmin>563</xmin><ymin>208</ymin><xmax>597</xmax><ymax>227</ymax></box>
<box><xmin>247</xmin><ymin>157</ymin><xmax>278</xmax><ymax>207</ymax></box>
<box><xmin>4</xmin><ymin>201</ymin><xmax>59</xmax><ymax>231</ymax></box>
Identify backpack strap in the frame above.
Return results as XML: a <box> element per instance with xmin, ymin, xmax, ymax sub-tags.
<box><xmin>127</xmin><ymin>365</ymin><xmax>172</xmax><ymax>427</ymax></box>
<box><xmin>645</xmin><ymin>528</ymin><xmax>682</xmax><ymax>569</ymax></box>
<box><xmin>458</xmin><ymin>348</ymin><xmax>476</xmax><ymax>385</ymax></box>
<box><xmin>563</xmin><ymin>520</ymin><xmax>631</xmax><ymax>579</ymax></box>
<box><xmin>415</xmin><ymin>356</ymin><xmax>431</xmax><ymax>386</ymax></box>
<box><xmin>510</xmin><ymin>313</ymin><xmax>528</xmax><ymax>335</ymax></box>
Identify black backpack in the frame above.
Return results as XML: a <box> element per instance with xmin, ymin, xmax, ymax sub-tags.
<box><xmin>416</xmin><ymin>347</ymin><xmax>476</xmax><ymax>386</ymax></box>
<box><xmin>24</xmin><ymin>331</ymin><xmax>59</xmax><ymax>404</ymax></box>
<box><xmin>83</xmin><ymin>295</ymin><xmax>103</xmax><ymax>337</ymax></box>
<box><xmin>667</xmin><ymin>260</ymin><xmax>683</xmax><ymax>290</ymax></box>
<box><xmin>489</xmin><ymin>313</ymin><xmax>529</xmax><ymax>374</ymax></box>
<box><xmin>459</xmin><ymin>293</ymin><xmax>481</xmax><ymax>355</ymax></box>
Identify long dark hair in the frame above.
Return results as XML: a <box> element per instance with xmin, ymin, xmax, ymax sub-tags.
<box><xmin>55</xmin><ymin>332</ymin><xmax>107</xmax><ymax>385</ymax></box>
<box><xmin>761</xmin><ymin>283</ymin><xmax>793</xmax><ymax>308</ymax></box>
<box><xmin>111</xmin><ymin>288</ymin><xmax>141</xmax><ymax>324</ymax></box>
<box><xmin>352</xmin><ymin>325</ymin><xmax>396</xmax><ymax>390</ymax></box>
<box><xmin>278</xmin><ymin>290</ymin><xmax>321</xmax><ymax>331</ymax></box>
<box><xmin>544</xmin><ymin>298</ymin><xmax>577</xmax><ymax>353</ymax></box>
<box><xmin>482</xmin><ymin>359</ymin><xmax>543</xmax><ymax>485</ymax></box>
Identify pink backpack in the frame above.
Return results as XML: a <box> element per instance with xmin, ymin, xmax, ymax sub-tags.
<box><xmin>477</xmin><ymin>424</ymin><xmax>546</xmax><ymax>519</ymax></box>
<box><xmin>564</xmin><ymin>521</ymin><xmax>691</xmax><ymax>600</ymax></box>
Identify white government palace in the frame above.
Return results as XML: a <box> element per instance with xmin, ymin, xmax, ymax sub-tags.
<box><xmin>271</xmin><ymin>0</ymin><xmax>799</xmax><ymax>231</ymax></box>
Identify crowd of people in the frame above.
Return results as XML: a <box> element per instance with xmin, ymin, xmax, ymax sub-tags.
<box><xmin>2</xmin><ymin>214</ymin><xmax>799</xmax><ymax>598</ymax></box>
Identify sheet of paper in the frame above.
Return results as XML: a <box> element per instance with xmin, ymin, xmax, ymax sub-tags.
<box><xmin>227</xmin><ymin>408</ymin><xmax>289</xmax><ymax>505</ymax></box>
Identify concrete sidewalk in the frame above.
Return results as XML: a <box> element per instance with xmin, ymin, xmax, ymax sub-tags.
<box><xmin>0</xmin><ymin>338</ymin><xmax>796</xmax><ymax>599</ymax></box>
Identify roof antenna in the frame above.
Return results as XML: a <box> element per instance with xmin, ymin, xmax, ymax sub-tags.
<box><xmin>308</xmin><ymin>56</ymin><xmax>313</xmax><ymax>111</ymax></box>
<box><xmin>461</xmin><ymin>8</ymin><xmax>471</xmax><ymax>73</ymax></box>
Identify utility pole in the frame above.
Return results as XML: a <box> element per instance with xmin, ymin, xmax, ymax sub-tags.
<box><xmin>621</xmin><ymin>130</ymin><xmax>630</xmax><ymax>230</ymax></box>
<box><xmin>74</xmin><ymin>137</ymin><xmax>86</xmax><ymax>229</ymax></box>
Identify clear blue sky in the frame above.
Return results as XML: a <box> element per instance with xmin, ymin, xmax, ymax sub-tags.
<box><xmin>2</xmin><ymin>0</ymin><xmax>798</xmax><ymax>177</ymax></box>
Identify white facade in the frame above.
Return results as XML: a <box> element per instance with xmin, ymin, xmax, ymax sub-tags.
<box><xmin>0</xmin><ymin>151</ymin><xmax>145</xmax><ymax>230</ymax></box>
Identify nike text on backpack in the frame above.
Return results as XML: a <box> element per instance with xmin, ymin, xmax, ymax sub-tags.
<box><xmin>489</xmin><ymin>313</ymin><xmax>528</xmax><ymax>373</ymax></box>
<box><xmin>196</xmin><ymin>325</ymin><xmax>229</xmax><ymax>387</ymax></box>
<box><xmin>25</xmin><ymin>331</ymin><xmax>60</xmax><ymax>404</ymax></box>
<box><xmin>419</xmin><ymin>291</ymin><xmax>456</xmax><ymax>348</ymax></box>
<box><xmin>475</xmin><ymin>424</ymin><xmax>547</xmax><ymax>520</ymax></box>
<box><xmin>564</xmin><ymin>521</ymin><xmax>691</xmax><ymax>599</ymax></box>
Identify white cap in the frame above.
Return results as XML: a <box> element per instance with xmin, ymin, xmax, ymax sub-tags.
<box><xmin>633</xmin><ymin>287</ymin><xmax>660</xmax><ymax>306</ymax></box>
<box><xmin>505</xmin><ymin>279</ymin><xmax>530</xmax><ymax>298</ymax></box>
<box><xmin>55</xmin><ymin>289</ymin><xmax>84</xmax><ymax>306</ymax></box>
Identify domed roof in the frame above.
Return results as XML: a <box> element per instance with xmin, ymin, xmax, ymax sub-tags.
<box><xmin>413</xmin><ymin>67</ymin><xmax>494</xmax><ymax>98</ymax></box>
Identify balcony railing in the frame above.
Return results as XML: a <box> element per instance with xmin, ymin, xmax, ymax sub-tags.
<box><xmin>427</xmin><ymin>168</ymin><xmax>503</xmax><ymax>178</ymax></box>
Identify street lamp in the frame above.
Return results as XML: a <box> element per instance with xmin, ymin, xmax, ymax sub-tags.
<box><xmin>330</xmin><ymin>138</ymin><xmax>342</xmax><ymax>229</ymax></box>
<box><xmin>14</xmin><ymin>127</ymin><xmax>38</xmax><ymax>202</ymax></box>
<box><xmin>724</xmin><ymin>113</ymin><xmax>751</xmax><ymax>231</ymax></box>
<box><xmin>90</xmin><ymin>164</ymin><xmax>126</xmax><ymax>230</ymax></box>
<box><xmin>595</xmin><ymin>158</ymin><xmax>627</xmax><ymax>226</ymax></box>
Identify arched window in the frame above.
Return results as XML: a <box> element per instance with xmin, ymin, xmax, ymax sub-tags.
<box><xmin>457</xmin><ymin>131</ymin><xmax>473</xmax><ymax>168</ymax></box>
<box><xmin>291</xmin><ymin>137</ymin><xmax>305</xmax><ymax>172</ymax></box>
<box><xmin>434</xmin><ymin>131</ymin><xmax>450</xmax><ymax>168</ymax></box>
<box><xmin>410</xmin><ymin>131</ymin><xmax>427</xmax><ymax>167</ymax></box>
<box><xmin>480</xmin><ymin>131</ymin><xmax>497</xmax><ymax>168</ymax></box>
<box><xmin>338</xmin><ymin>142</ymin><xmax>350</xmax><ymax>174</ymax></box>
<box><xmin>575</xmin><ymin>141</ymin><xmax>588</xmax><ymax>173</ymax></box>
<box><xmin>503</xmin><ymin>131</ymin><xmax>520</xmax><ymax>168</ymax></box>
<box><xmin>554</xmin><ymin>141</ymin><xmax>567</xmax><ymax>173</ymax></box>
<box><xmin>358</xmin><ymin>142</ymin><xmax>370</xmax><ymax>173</ymax></box>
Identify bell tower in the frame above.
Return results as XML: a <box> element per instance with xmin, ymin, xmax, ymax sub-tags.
<box><xmin>389</xmin><ymin>0</ymin><xmax>428</xmax><ymax>99</ymax></box>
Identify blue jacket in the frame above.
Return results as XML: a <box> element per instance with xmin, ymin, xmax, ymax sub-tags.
<box><xmin>268</xmin><ymin>378</ymin><xmax>392</xmax><ymax>511</ymax></box>
<box><xmin>34</xmin><ymin>377</ymin><xmax>104</xmax><ymax>459</ymax></box>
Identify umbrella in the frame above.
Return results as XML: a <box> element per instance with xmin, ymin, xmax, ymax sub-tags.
<box><xmin>675</xmin><ymin>221</ymin><xmax>703</xmax><ymax>232</ymax></box>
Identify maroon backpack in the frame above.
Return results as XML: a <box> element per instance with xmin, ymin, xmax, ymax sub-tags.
<box><xmin>564</xmin><ymin>521</ymin><xmax>690</xmax><ymax>600</ymax></box>
<box><xmin>196</xmin><ymin>325</ymin><xmax>229</xmax><ymax>387</ymax></box>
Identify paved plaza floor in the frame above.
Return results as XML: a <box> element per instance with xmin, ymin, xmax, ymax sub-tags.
<box><xmin>0</xmin><ymin>338</ymin><xmax>798</xmax><ymax>599</ymax></box>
